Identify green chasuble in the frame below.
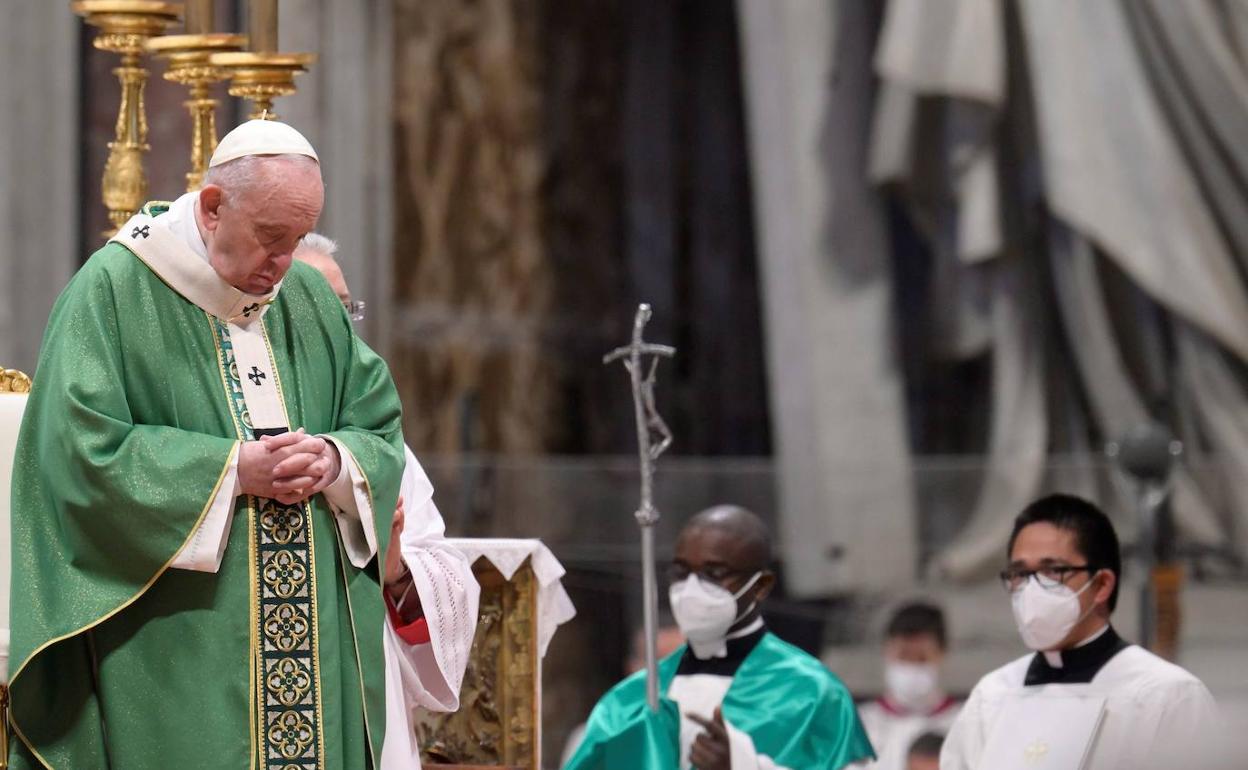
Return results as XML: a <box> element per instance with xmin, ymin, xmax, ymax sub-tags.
<box><xmin>8</xmin><ymin>204</ymin><xmax>405</xmax><ymax>769</ymax></box>
<box><xmin>566</xmin><ymin>632</ymin><xmax>875</xmax><ymax>770</ymax></box>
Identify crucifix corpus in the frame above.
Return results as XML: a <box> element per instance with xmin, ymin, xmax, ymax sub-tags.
<box><xmin>603</xmin><ymin>303</ymin><xmax>677</xmax><ymax>712</ymax></box>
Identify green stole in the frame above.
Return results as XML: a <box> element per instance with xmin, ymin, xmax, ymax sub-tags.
<box><xmin>565</xmin><ymin>632</ymin><xmax>876</xmax><ymax>770</ymax></box>
<box><xmin>8</xmin><ymin>208</ymin><xmax>405</xmax><ymax>770</ymax></box>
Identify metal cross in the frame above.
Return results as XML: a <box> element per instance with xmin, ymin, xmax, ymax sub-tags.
<box><xmin>131</xmin><ymin>225</ymin><xmax>150</xmax><ymax>239</ymax></box>
<box><xmin>242</xmin><ymin>303</ymin><xmax>261</xmax><ymax>318</ymax></box>
<box><xmin>603</xmin><ymin>303</ymin><xmax>676</xmax><ymax>712</ymax></box>
<box><xmin>248</xmin><ymin>366</ymin><xmax>266</xmax><ymax>386</ymax></box>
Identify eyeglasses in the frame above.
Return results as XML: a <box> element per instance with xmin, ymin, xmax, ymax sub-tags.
<box><xmin>999</xmin><ymin>565</ymin><xmax>1096</xmax><ymax>593</ymax></box>
<box><xmin>666</xmin><ymin>563</ymin><xmax>754</xmax><ymax>585</ymax></box>
<box><xmin>343</xmin><ymin>300</ymin><xmax>366</xmax><ymax>322</ymax></box>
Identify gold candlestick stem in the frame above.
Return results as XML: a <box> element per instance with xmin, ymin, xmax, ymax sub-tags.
<box><xmin>72</xmin><ymin>1</ymin><xmax>180</xmax><ymax>235</ymax></box>
<box><xmin>210</xmin><ymin>51</ymin><xmax>315</xmax><ymax>121</ymax></box>
<box><xmin>148</xmin><ymin>33</ymin><xmax>247</xmax><ymax>191</ymax></box>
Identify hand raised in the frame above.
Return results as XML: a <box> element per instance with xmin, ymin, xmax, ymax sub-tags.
<box><xmin>688</xmin><ymin>707</ymin><xmax>730</xmax><ymax>770</ymax></box>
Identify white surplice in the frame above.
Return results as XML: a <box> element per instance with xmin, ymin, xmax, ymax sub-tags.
<box><xmin>857</xmin><ymin>695</ymin><xmax>960</xmax><ymax>770</ymax></box>
<box><xmin>379</xmin><ymin>445</ymin><xmax>481</xmax><ymax>768</ymax></box>
<box><xmin>941</xmin><ymin>644</ymin><xmax>1218</xmax><ymax>770</ymax></box>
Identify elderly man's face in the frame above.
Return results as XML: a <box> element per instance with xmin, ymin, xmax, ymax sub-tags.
<box><xmin>199</xmin><ymin>159</ymin><xmax>323</xmax><ymax>295</ymax></box>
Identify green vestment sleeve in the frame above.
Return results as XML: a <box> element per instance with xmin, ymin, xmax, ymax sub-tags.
<box><xmin>9</xmin><ymin>251</ymin><xmax>239</xmax><ymax>762</ymax></box>
<box><xmin>563</xmin><ymin>662</ymin><xmax>682</xmax><ymax>770</ymax></box>
<box><xmin>563</xmin><ymin>634</ymin><xmax>875</xmax><ymax>770</ymax></box>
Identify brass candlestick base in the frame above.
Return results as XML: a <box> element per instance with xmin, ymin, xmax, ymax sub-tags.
<box><xmin>148</xmin><ymin>33</ymin><xmax>248</xmax><ymax>191</ymax></box>
<box><xmin>210</xmin><ymin>51</ymin><xmax>316</xmax><ymax>121</ymax></box>
<box><xmin>72</xmin><ymin>1</ymin><xmax>181</xmax><ymax>235</ymax></box>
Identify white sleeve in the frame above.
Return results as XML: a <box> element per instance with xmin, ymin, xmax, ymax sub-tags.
<box><xmin>170</xmin><ymin>443</ymin><xmax>241</xmax><ymax>573</ymax></box>
<box><xmin>940</xmin><ymin>686</ymin><xmax>983</xmax><ymax>770</ymax></box>
<box><xmin>319</xmin><ymin>435</ymin><xmax>378</xmax><ymax>568</ymax></box>
<box><xmin>725</xmin><ymin>719</ymin><xmax>795</xmax><ymax>770</ymax></box>
<box><xmin>379</xmin><ymin>448</ymin><xmax>482</xmax><ymax>769</ymax></box>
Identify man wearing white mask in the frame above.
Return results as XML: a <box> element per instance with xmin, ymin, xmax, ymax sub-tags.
<box><xmin>565</xmin><ymin>505</ymin><xmax>875</xmax><ymax>770</ymax></box>
<box><xmin>941</xmin><ymin>494</ymin><xmax>1217</xmax><ymax>770</ymax></box>
<box><xmin>858</xmin><ymin>602</ymin><xmax>959</xmax><ymax>770</ymax></box>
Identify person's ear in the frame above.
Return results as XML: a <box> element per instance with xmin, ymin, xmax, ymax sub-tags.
<box><xmin>199</xmin><ymin>185</ymin><xmax>225</xmax><ymax>232</ymax></box>
<box><xmin>1092</xmin><ymin>568</ymin><xmax>1116</xmax><ymax>610</ymax></box>
<box><xmin>753</xmin><ymin>570</ymin><xmax>777</xmax><ymax>603</ymax></box>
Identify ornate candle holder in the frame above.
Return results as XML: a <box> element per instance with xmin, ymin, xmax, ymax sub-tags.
<box><xmin>147</xmin><ymin>33</ymin><xmax>247</xmax><ymax>191</ymax></box>
<box><xmin>71</xmin><ymin>1</ymin><xmax>181</xmax><ymax>234</ymax></box>
<box><xmin>210</xmin><ymin>51</ymin><xmax>316</xmax><ymax>121</ymax></box>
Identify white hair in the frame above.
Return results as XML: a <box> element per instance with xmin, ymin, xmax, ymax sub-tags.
<box><xmin>297</xmin><ymin>232</ymin><xmax>339</xmax><ymax>259</ymax></box>
<box><xmin>201</xmin><ymin>153</ymin><xmax>320</xmax><ymax>204</ymax></box>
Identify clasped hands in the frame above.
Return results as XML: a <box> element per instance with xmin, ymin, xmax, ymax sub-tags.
<box><xmin>237</xmin><ymin>429</ymin><xmax>340</xmax><ymax>506</ymax></box>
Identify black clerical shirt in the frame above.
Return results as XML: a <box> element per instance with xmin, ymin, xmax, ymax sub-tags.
<box><xmin>1024</xmin><ymin>625</ymin><xmax>1131</xmax><ymax>686</ymax></box>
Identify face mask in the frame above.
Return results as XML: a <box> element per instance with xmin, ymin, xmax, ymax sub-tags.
<box><xmin>883</xmin><ymin>661</ymin><xmax>941</xmax><ymax>713</ymax></box>
<box><xmin>668</xmin><ymin>572</ymin><xmax>762</xmax><ymax>659</ymax></box>
<box><xmin>1011</xmin><ymin>576</ymin><xmax>1096</xmax><ymax>651</ymax></box>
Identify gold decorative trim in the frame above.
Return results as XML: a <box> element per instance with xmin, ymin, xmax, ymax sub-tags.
<box><xmin>0</xmin><ymin>368</ymin><xmax>31</xmax><ymax>393</ymax></box>
<box><xmin>415</xmin><ymin>558</ymin><xmax>539</xmax><ymax>770</ymax></box>
<box><xmin>9</xmin><ymin>441</ymin><xmax>239</xmax><ymax>770</ymax></box>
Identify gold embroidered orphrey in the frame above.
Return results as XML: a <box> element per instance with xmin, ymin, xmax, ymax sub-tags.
<box><xmin>211</xmin><ymin>320</ymin><xmax>325</xmax><ymax>769</ymax></box>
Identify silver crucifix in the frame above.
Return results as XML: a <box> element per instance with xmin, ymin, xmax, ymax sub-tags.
<box><xmin>603</xmin><ymin>303</ymin><xmax>676</xmax><ymax>712</ymax></box>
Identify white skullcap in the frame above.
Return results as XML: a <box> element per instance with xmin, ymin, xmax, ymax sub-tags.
<box><xmin>208</xmin><ymin>119</ymin><xmax>319</xmax><ymax>168</ymax></box>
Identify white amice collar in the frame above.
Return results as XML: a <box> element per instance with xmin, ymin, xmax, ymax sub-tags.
<box><xmin>110</xmin><ymin>202</ymin><xmax>281</xmax><ymax>326</ymax></box>
<box><xmin>164</xmin><ymin>191</ymin><xmax>210</xmax><ymax>262</ymax></box>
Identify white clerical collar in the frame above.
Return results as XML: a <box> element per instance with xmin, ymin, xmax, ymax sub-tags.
<box><xmin>688</xmin><ymin>617</ymin><xmax>765</xmax><ymax>661</ymax></box>
<box><xmin>1043</xmin><ymin>623</ymin><xmax>1110</xmax><ymax>668</ymax></box>
<box><xmin>164</xmin><ymin>191</ymin><xmax>209</xmax><ymax>262</ymax></box>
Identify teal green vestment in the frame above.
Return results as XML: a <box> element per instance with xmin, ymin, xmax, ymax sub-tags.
<box><xmin>8</xmin><ymin>214</ymin><xmax>405</xmax><ymax>769</ymax></box>
<box><xmin>565</xmin><ymin>633</ymin><xmax>875</xmax><ymax>770</ymax></box>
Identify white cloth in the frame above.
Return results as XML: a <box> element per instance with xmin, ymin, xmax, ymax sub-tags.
<box><xmin>0</xmin><ymin>391</ymin><xmax>29</xmax><ymax>683</ymax></box>
<box><xmin>379</xmin><ymin>445</ymin><xmax>481</xmax><ymax>769</ymax></box>
<box><xmin>445</xmin><ymin>537</ymin><xmax>577</xmax><ymax>658</ymax></box>
<box><xmin>941</xmin><ymin>646</ymin><xmax>1218</xmax><ymax>770</ymax></box>
<box><xmin>667</xmin><ymin>673</ymin><xmax>792</xmax><ymax>770</ymax></box>
<box><xmin>858</xmin><ymin>698</ymin><xmax>961</xmax><ymax>770</ymax></box>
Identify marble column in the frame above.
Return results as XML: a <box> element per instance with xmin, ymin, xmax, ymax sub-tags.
<box><xmin>736</xmin><ymin>0</ymin><xmax>918</xmax><ymax>593</ymax></box>
<box><xmin>278</xmin><ymin>0</ymin><xmax>396</xmax><ymax>356</ymax></box>
<box><xmin>0</xmin><ymin>4</ymin><xmax>80</xmax><ymax>374</ymax></box>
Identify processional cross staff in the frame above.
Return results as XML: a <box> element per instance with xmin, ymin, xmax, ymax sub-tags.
<box><xmin>603</xmin><ymin>303</ymin><xmax>677</xmax><ymax>712</ymax></box>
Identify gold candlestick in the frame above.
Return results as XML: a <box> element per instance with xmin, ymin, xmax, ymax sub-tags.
<box><xmin>210</xmin><ymin>51</ymin><xmax>315</xmax><ymax>121</ymax></box>
<box><xmin>148</xmin><ymin>33</ymin><xmax>247</xmax><ymax>191</ymax></box>
<box><xmin>72</xmin><ymin>1</ymin><xmax>181</xmax><ymax>235</ymax></box>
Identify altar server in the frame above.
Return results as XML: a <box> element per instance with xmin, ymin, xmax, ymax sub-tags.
<box><xmin>941</xmin><ymin>494</ymin><xmax>1218</xmax><ymax>770</ymax></box>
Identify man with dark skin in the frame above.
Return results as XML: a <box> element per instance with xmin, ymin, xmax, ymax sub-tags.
<box><xmin>565</xmin><ymin>505</ymin><xmax>874</xmax><ymax>770</ymax></box>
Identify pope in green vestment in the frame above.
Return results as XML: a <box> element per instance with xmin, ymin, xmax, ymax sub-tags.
<box><xmin>8</xmin><ymin>123</ymin><xmax>406</xmax><ymax>770</ymax></box>
<box><xmin>565</xmin><ymin>631</ymin><xmax>875</xmax><ymax>770</ymax></box>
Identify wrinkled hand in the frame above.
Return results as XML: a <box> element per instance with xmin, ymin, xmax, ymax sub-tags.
<box><xmin>688</xmin><ymin>707</ymin><xmax>730</xmax><ymax>770</ymax></box>
<box><xmin>238</xmin><ymin>429</ymin><xmax>341</xmax><ymax>505</ymax></box>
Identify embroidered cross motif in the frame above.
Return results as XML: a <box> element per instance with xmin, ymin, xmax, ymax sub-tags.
<box><xmin>242</xmin><ymin>303</ymin><xmax>262</xmax><ymax>318</ymax></box>
<box><xmin>1023</xmin><ymin>740</ymin><xmax>1049</xmax><ymax>764</ymax></box>
<box><xmin>248</xmin><ymin>366</ymin><xmax>266</xmax><ymax>386</ymax></box>
<box><xmin>131</xmin><ymin>225</ymin><xmax>150</xmax><ymax>239</ymax></box>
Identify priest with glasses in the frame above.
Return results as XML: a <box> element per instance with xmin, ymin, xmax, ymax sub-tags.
<box><xmin>941</xmin><ymin>494</ymin><xmax>1218</xmax><ymax>770</ymax></box>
